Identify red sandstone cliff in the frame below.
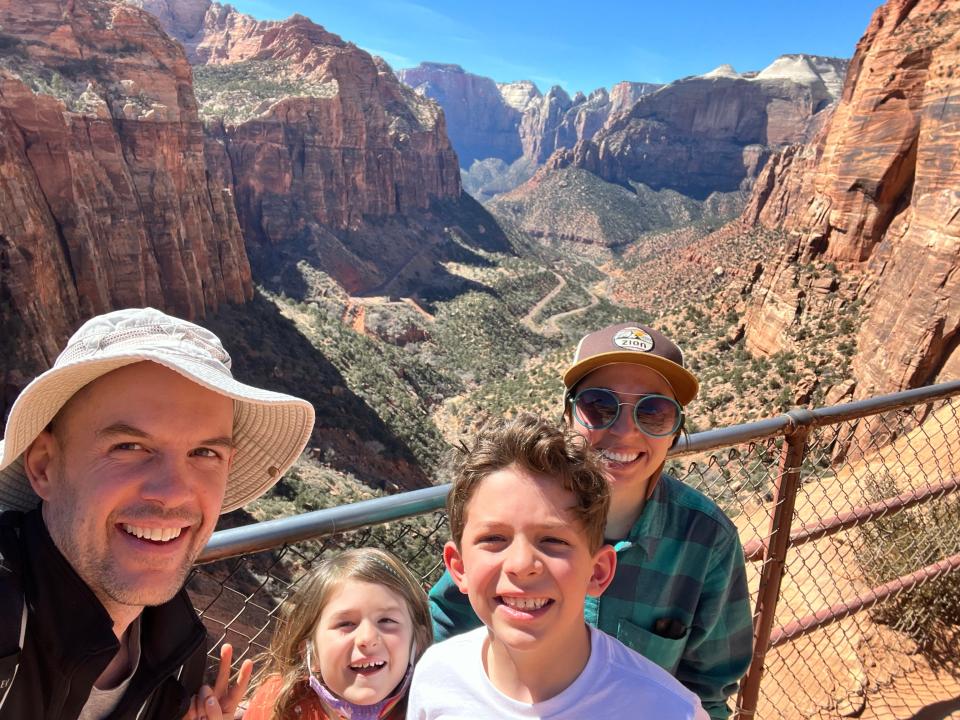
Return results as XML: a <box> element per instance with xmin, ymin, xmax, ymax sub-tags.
<box><xmin>743</xmin><ymin>0</ymin><xmax>960</xmax><ymax>398</ymax></box>
<box><xmin>0</xmin><ymin>0</ymin><xmax>251</xmax><ymax>401</ymax></box>
<box><xmin>140</xmin><ymin>1</ymin><xmax>464</xmax><ymax>293</ymax></box>
<box><xmin>548</xmin><ymin>55</ymin><xmax>847</xmax><ymax>200</ymax></box>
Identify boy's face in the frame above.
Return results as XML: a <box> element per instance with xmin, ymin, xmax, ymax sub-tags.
<box><xmin>444</xmin><ymin>464</ymin><xmax>615</xmax><ymax>651</ymax></box>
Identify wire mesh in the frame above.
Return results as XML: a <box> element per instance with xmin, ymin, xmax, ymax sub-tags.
<box><xmin>186</xmin><ymin>392</ymin><xmax>960</xmax><ymax>719</ymax></box>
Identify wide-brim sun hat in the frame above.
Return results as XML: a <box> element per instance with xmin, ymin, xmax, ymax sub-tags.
<box><xmin>0</xmin><ymin>307</ymin><xmax>315</xmax><ymax>513</ymax></box>
<box><xmin>563</xmin><ymin>322</ymin><xmax>699</xmax><ymax>406</ymax></box>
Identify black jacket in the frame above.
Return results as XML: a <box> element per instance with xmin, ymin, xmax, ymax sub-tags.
<box><xmin>0</xmin><ymin>508</ymin><xmax>208</xmax><ymax>719</ymax></box>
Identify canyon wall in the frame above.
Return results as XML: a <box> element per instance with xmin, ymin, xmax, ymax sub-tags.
<box><xmin>742</xmin><ymin>0</ymin><xmax>960</xmax><ymax>397</ymax></box>
<box><xmin>550</xmin><ymin>55</ymin><xmax>847</xmax><ymax>200</ymax></box>
<box><xmin>0</xmin><ymin>0</ymin><xmax>251</xmax><ymax>403</ymax></box>
<box><xmin>140</xmin><ymin>0</ymin><xmax>466</xmax><ymax>293</ymax></box>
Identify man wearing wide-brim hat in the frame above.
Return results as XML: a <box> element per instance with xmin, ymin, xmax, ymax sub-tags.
<box><xmin>0</xmin><ymin>308</ymin><xmax>314</xmax><ymax>719</ymax></box>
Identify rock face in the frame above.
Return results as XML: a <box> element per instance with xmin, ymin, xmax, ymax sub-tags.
<box><xmin>398</xmin><ymin>63</ymin><xmax>524</xmax><ymax>166</ymax></box>
<box><xmin>142</xmin><ymin>1</ymin><xmax>464</xmax><ymax>294</ymax></box>
<box><xmin>549</xmin><ymin>55</ymin><xmax>847</xmax><ymax>199</ymax></box>
<box><xmin>398</xmin><ymin>63</ymin><xmax>663</xmax><ymax>173</ymax></box>
<box><xmin>608</xmin><ymin>81</ymin><xmax>663</xmax><ymax>119</ymax></box>
<box><xmin>0</xmin><ymin>0</ymin><xmax>252</xmax><ymax>403</ymax></box>
<box><xmin>742</xmin><ymin>0</ymin><xmax>960</xmax><ymax>397</ymax></box>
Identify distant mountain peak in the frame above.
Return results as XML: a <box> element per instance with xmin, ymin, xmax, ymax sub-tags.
<box><xmin>406</xmin><ymin>61</ymin><xmax>466</xmax><ymax>74</ymax></box>
<box><xmin>703</xmin><ymin>63</ymin><xmax>742</xmax><ymax>79</ymax></box>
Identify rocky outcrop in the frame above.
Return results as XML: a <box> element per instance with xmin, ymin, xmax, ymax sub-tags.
<box><xmin>549</xmin><ymin>55</ymin><xmax>847</xmax><ymax>199</ymax></box>
<box><xmin>522</xmin><ymin>86</ymin><xmax>611</xmax><ymax>164</ymax></box>
<box><xmin>130</xmin><ymin>0</ymin><xmax>272</xmax><ymax>64</ymax></box>
<box><xmin>608</xmin><ymin>80</ymin><xmax>663</xmax><ymax>119</ymax></box>
<box><xmin>398</xmin><ymin>64</ymin><xmax>662</xmax><ymax>173</ymax></box>
<box><xmin>0</xmin><ymin>0</ymin><xmax>252</xmax><ymax>402</ymax></box>
<box><xmin>140</xmin><ymin>2</ymin><xmax>464</xmax><ymax>294</ymax></box>
<box><xmin>398</xmin><ymin>63</ymin><xmax>524</xmax><ymax>166</ymax></box>
<box><xmin>521</xmin><ymin>82</ymin><xmax>666</xmax><ymax>164</ymax></box>
<box><xmin>742</xmin><ymin>0</ymin><xmax>960</xmax><ymax>398</ymax></box>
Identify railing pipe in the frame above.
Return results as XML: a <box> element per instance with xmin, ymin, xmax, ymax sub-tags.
<box><xmin>670</xmin><ymin>416</ymin><xmax>791</xmax><ymax>456</ymax></box>
<box><xmin>742</xmin><ymin>475</ymin><xmax>960</xmax><ymax>562</ymax></box>
<box><xmin>198</xmin><ymin>382</ymin><xmax>960</xmax><ymax>562</ymax></box>
<box><xmin>198</xmin><ymin>484</ymin><xmax>451</xmax><ymax>564</ymax></box>
<box><xmin>768</xmin><ymin>551</ymin><xmax>960</xmax><ymax>648</ymax></box>
<box><xmin>809</xmin><ymin>379</ymin><xmax>960</xmax><ymax>426</ymax></box>
<box><xmin>735</xmin><ymin>415</ymin><xmax>810</xmax><ymax>720</ymax></box>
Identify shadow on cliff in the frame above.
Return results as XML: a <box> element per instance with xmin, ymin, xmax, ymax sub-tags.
<box><xmin>248</xmin><ymin>193</ymin><xmax>513</xmax><ymax>308</ymax></box>
<box><xmin>202</xmin><ymin>294</ymin><xmax>433</xmax><ymax>495</ymax></box>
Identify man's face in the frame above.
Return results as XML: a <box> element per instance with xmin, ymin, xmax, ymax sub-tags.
<box><xmin>444</xmin><ymin>465</ymin><xmax>614</xmax><ymax>653</ymax></box>
<box><xmin>25</xmin><ymin>361</ymin><xmax>235</xmax><ymax>612</ymax></box>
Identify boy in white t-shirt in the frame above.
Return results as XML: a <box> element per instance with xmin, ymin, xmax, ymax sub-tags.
<box><xmin>407</xmin><ymin>414</ymin><xmax>708</xmax><ymax>719</ymax></box>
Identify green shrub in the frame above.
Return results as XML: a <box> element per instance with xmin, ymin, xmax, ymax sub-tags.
<box><xmin>857</xmin><ymin>473</ymin><xmax>960</xmax><ymax>651</ymax></box>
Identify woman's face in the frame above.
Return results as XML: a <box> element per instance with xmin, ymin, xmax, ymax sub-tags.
<box><xmin>568</xmin><ymin>363</ymin><xmax>679</xmax><ymax>509</ymax></box>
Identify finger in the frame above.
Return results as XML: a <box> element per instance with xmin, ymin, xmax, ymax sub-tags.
<box><xmin>212</xmin><ymin>643</ymin><xmax>233</xmax><ymax>700</ymax></box>
<box><xmin>223</xmin><ymin>658</ymin><xmax>254</xmax><ymax>714</ymax></box>
<box><xmin>184</xmin><ymin>694</ymin><xmax>200</xmax><ymax>720</ymax></box>
<box><xmin>200</xmin><ymin>684</ymin><xmax>223</xmax><ymax>720</ymax></box>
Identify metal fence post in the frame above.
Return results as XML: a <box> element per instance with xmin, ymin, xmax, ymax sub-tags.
<box><xmin>735</xmin><ymin>412</ymin><xmax>812</xmax><ymax>719</ymax></box>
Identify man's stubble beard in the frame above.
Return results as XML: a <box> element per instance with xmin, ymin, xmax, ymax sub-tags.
<box><xmin>43</xmin><ymin>473</ymin><xmax>203</xmax><ymax>610</ymax></box>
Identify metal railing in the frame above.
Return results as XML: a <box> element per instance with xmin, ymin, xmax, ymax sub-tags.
<box><xmin>190</xmin><ymin>379</ymin><xmax>960</xmax><ymax>719</ymax></box>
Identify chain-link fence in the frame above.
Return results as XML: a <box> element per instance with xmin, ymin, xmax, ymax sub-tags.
<box><xmin>188</xmin><ymin>380</ymin><xmax>960</xmax><ymax>719</ymax></box>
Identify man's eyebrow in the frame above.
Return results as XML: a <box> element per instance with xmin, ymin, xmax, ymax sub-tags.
<box><xmin>96</xmin><ymin>423</ymin><xmax>149</xmax><ymax>439</ymax></box>
<box><xmin>96</xmin><ymin>424</ymin><xmax>236</xmax><ymax>449</ymax></box>
<box><xmin>200</xmin><ymin>436</ymin><xmax>236</xmax><ymax>449</ymax></box>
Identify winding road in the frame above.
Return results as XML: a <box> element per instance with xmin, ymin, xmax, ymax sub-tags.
<box><xmin>520</xmin><ymin>270</ymin><xmax>601</xmax><ymax>335</ymax></box>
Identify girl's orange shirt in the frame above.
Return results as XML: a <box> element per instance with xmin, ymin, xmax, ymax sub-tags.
<box><xmin>244</xmin><ymin>676</ymin><xmax>328</xmax><ymax>720</ymax></box>
<box><xmin>243</xmin><ymin>675</ymin><xmax>408</xmax><ymax>720</ymax></box>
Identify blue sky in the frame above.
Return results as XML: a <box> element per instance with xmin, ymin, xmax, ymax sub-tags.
<box><xmin>229</xmin><ymin>0</ymin><xmax>880</xmax><ymax>93</ymax></box>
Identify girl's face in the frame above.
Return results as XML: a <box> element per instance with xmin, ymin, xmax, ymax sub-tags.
<box><xmin>312</xmin><ymin>579</ymin><xmax>414</xmax><ymax>705</ymax></box>
<box><xmin>569</xmin><ymin>363</ymin><xmax>679</xmax><ymax>510</ymax></box>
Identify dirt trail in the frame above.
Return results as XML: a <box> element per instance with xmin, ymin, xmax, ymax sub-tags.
<box><xmin>541</xmin><ymin>282</ymin><xmax>600</xmax><ymax>334</ymax></box>
<box><xmin>520</xmin><ymin>269</ymin><xmax>601</xmax><ymax>335</ymax></box>
<box><xmin>520</xmin><ymin>270</ymin><xmax>566</xmax><ymax>331</ymax></box>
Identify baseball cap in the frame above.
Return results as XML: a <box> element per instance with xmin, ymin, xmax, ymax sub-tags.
<box><xmin>563</xmin><ymin>322</ymin><xmax>699</xmax><ymax>405</ymax></box>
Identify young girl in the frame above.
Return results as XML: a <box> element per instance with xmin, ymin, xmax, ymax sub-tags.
<box><xmin>244</xmin><ymin>547</ymin><xmax>432</xmax><ymax>720</ymax></box>
<box><xmin>429</xmin><ymin>322</ymin><xmax>753</xmax><ymax>720</ymax></box>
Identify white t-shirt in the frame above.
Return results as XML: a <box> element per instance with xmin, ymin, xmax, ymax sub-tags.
<box><xmin>406</xmin><ymin>625</ymin><xmax>709</xmax><ymax>719</ymax></box>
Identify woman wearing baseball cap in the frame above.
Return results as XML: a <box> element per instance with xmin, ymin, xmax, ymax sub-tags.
<box><xmin>430</xmin><ymin>322</ymin><xmax>753</xmax><ymax>719</ymax></box>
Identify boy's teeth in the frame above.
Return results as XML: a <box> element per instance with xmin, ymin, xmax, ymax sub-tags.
<box><xmin>122</xmin><ymin>524</ymin><xmax>183</xmax><ymax>542</ymax></box>
<box><xmin>351</xmin><ymin>660</ymin><xmax>385</xmax><ymax>669</ymax></box>
<box><xmin>502</xmin><ymin>596</ymin><xmax>548</xmax><ymax>611</ymax></box>
<box><xmin>600</xmin><ymin>449</ymin><xmax>640</xmax><ymax>463</ymax></box>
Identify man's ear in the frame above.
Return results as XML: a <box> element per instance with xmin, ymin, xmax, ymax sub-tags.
<box><xmin>23</xmin><ymin>431</ymin><xmax>58</xmax><ymax>501</ymax></box>
<box><xmin>586</xmin><ymin>544</ymin><xmax>617</xmax><ymax>598</ymax></box>
<box><xmin>443</xmin><ymin>540</ymin><xmax>469</xmax><ymax>595</ymax></box>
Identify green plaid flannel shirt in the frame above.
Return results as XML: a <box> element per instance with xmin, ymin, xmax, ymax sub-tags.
<box><xmin>428</xmin><ymin>473</ymin><xmax>754</xmax><ymax>720</ymax></box>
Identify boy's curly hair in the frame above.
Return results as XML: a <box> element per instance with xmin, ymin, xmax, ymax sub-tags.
<box><xmin>447</xmin><ymin>413</ymin><xmax>610</xmax><ymax>552</ymax></box>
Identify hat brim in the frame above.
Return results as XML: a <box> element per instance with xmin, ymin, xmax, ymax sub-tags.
<box><xmin>563</xmin><ymin>351</ymin><xmax>699</xmax><ymax>406</ymax></box>
<box><xmin>0</xmin><ymin>350</ymin><xmax>314</xmax><ymax>513</ymax></box>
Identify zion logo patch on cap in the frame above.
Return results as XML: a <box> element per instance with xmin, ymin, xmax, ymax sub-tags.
<box><xmin>613</xmin><ymin>327</ymin><xmax>654</xmax><ymax>352</ymax></box>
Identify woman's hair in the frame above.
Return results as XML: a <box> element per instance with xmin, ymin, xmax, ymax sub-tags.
<box><xmin>250</xmin><ymin>547</ymin><xmax>432</xmax><ymax>718</ymax></box>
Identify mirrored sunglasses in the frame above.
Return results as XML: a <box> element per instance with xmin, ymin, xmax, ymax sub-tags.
<box><xmin>570</xmin><ymin>387</ymin><xmax>683</xmax><ymax>437</ymax></box>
